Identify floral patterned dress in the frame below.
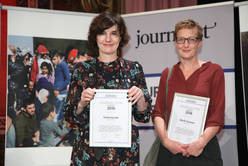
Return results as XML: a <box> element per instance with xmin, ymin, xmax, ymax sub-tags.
<box><xmin>64</xmin><ymin>57</ymin><xmax>152</xmax><ymax>166</ymax></box>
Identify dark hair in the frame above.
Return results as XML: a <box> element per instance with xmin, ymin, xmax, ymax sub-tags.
<box><xmin>39</xmin><ymin>102</ymin><xmax>55</xmax><ymax>120</ymax></box>
<box><xmin>88</xmin><ymin>11</ymin><xmax>130</xmax><ymax>57</ymax></box>
<box><xmin>23</xmin><ymin>98</ymin><xmax>35</xmax><ymax>108</ymax></box>
<box><xmin>78</xmin><ymin>50</ymin><xmax>87</xmax><ymax>57</ymax></box>
<box><xmin>40</xmin><ymin>61</ymin><xmax>53</xmax><ymax>76</ymax></box>
<box><xmin>51</xmin><ymin>50</ymin><xmax>63</xmax><ymax>59</ymax></box>
<box><xmin>174</xmin><ymin>19</ymin><xmax>203</xmax><ymax>41</ymax></box>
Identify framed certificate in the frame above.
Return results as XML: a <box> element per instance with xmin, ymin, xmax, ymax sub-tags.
<box><xmin>167</xmin><ymin>93</ymin><xmax>210</xmax><ymax>144</ymax></box>
<box><xmin>89</xmin><ymin>89</ymin><xmax>132</xmax><ymax>147</ymax></box>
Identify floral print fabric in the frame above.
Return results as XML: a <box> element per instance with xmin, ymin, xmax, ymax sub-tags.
<box><xmin>64</xmin><ymin>57</ymin><xmax>152</xmax><ymax>166</ymax></box>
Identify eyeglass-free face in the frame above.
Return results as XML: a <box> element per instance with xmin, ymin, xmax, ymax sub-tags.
<box><xmin>174</xmin><ymin>28</ymin><xmax>202</xmax><ymax>60</ymax></box>
<box><xmin>96</xmin><ymin>25</ymin><xmax>120</xmax><ymax>57</ymax></box>
<box><xmin>41</xmin><ymin>66</ymin><xmax>49</xmax><ymax>75</ymax></box>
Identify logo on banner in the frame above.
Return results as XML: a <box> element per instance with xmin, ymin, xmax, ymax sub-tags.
<box><xmin>135</xmin><ymin>22</ymin><xmax>217</xmax><ymax>49</ymax></box>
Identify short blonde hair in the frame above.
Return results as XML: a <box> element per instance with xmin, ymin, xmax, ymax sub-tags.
<box><xmin>174</xmin><ymin>19</ymin><xmax>203</xmax><ymax>40</ymax></box>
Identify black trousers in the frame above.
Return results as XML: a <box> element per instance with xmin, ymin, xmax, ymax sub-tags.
<box><xmin>156</xmin><ymin>136</ymin><xmax>223</xmax><ymax>166</ymax></box>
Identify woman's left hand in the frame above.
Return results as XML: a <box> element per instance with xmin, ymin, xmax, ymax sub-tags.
<box><xmin>127</xmin><ymin>86</ymin><xmax>144</xmax><ymax>105</ymax></box>
<box><xmin>185</xmin><ymin>136</ymin><xmax>206</xmax><ymax>157</ymax></box>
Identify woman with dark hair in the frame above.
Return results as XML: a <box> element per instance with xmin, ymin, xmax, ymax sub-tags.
<box><xmin>64</xmin><ymin>11</ymin><xmax>152</xmax><ymax>166</ymax></box>
<box><xmin>87</xmin><ymin>11</ymin><xmax>130</xmax><ymax>57</ymax></box>
<box><xmin>35</xmin><ymin>61</ymin><xmax>54</xmax><ymax>96</ymax></box>
<box><xmin>35</xmin><ymin>61</ymin><xmax>55</xmax><ymax>116</ymax></box>
<box><xmin>36</xmin><ymin>62</ymin><xmax>54</xmax><ymax>84</ymax></box>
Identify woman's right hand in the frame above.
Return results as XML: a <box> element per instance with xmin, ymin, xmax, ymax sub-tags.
<box><xmin>162</xmin><ymin>137</ymin><xmax>188</xmax><ymax>156</ymax></box>
<box><xmin>76</xmin><ymin>88</ymin><xmax>96</xmax><ymax>114</ymax></box>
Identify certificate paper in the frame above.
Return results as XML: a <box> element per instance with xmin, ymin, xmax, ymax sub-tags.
<box><xmin>167</xmin><ymin>93</ymin><xmax>210</xmax><ymax>144</ymax></box>
<box><xmin>90</xmin><ymin>89</ymin><xmax>132</xmax><ymax>147</ymax></box>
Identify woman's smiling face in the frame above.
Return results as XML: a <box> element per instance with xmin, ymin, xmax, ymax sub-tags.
<box><xmin>97</xmin><ymin>25</ymin><xmax>120</xmax><ymax>57</ymax></box>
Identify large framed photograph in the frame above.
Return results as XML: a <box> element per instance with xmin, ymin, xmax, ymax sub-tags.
<box><xmin>167</xmin><ymin>93</ymin><xmax>210</xmax><ymax>144</ymax></box>
<box><xmin>89</xmin><ymin>89</ymin><xmax>132</xmax><ymax>147</ymax></box>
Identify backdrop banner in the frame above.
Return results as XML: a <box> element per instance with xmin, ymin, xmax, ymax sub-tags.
<box><xmin>4</xmin><ymin>7</ymin><xmax>96</xmax><ymax>166</ymax></box>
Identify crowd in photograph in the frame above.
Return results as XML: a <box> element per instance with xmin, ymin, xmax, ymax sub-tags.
<box><xmin>6</xmin><ymin>44</ymin><xmax>91</xmax><ymax>147</ymax></box>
